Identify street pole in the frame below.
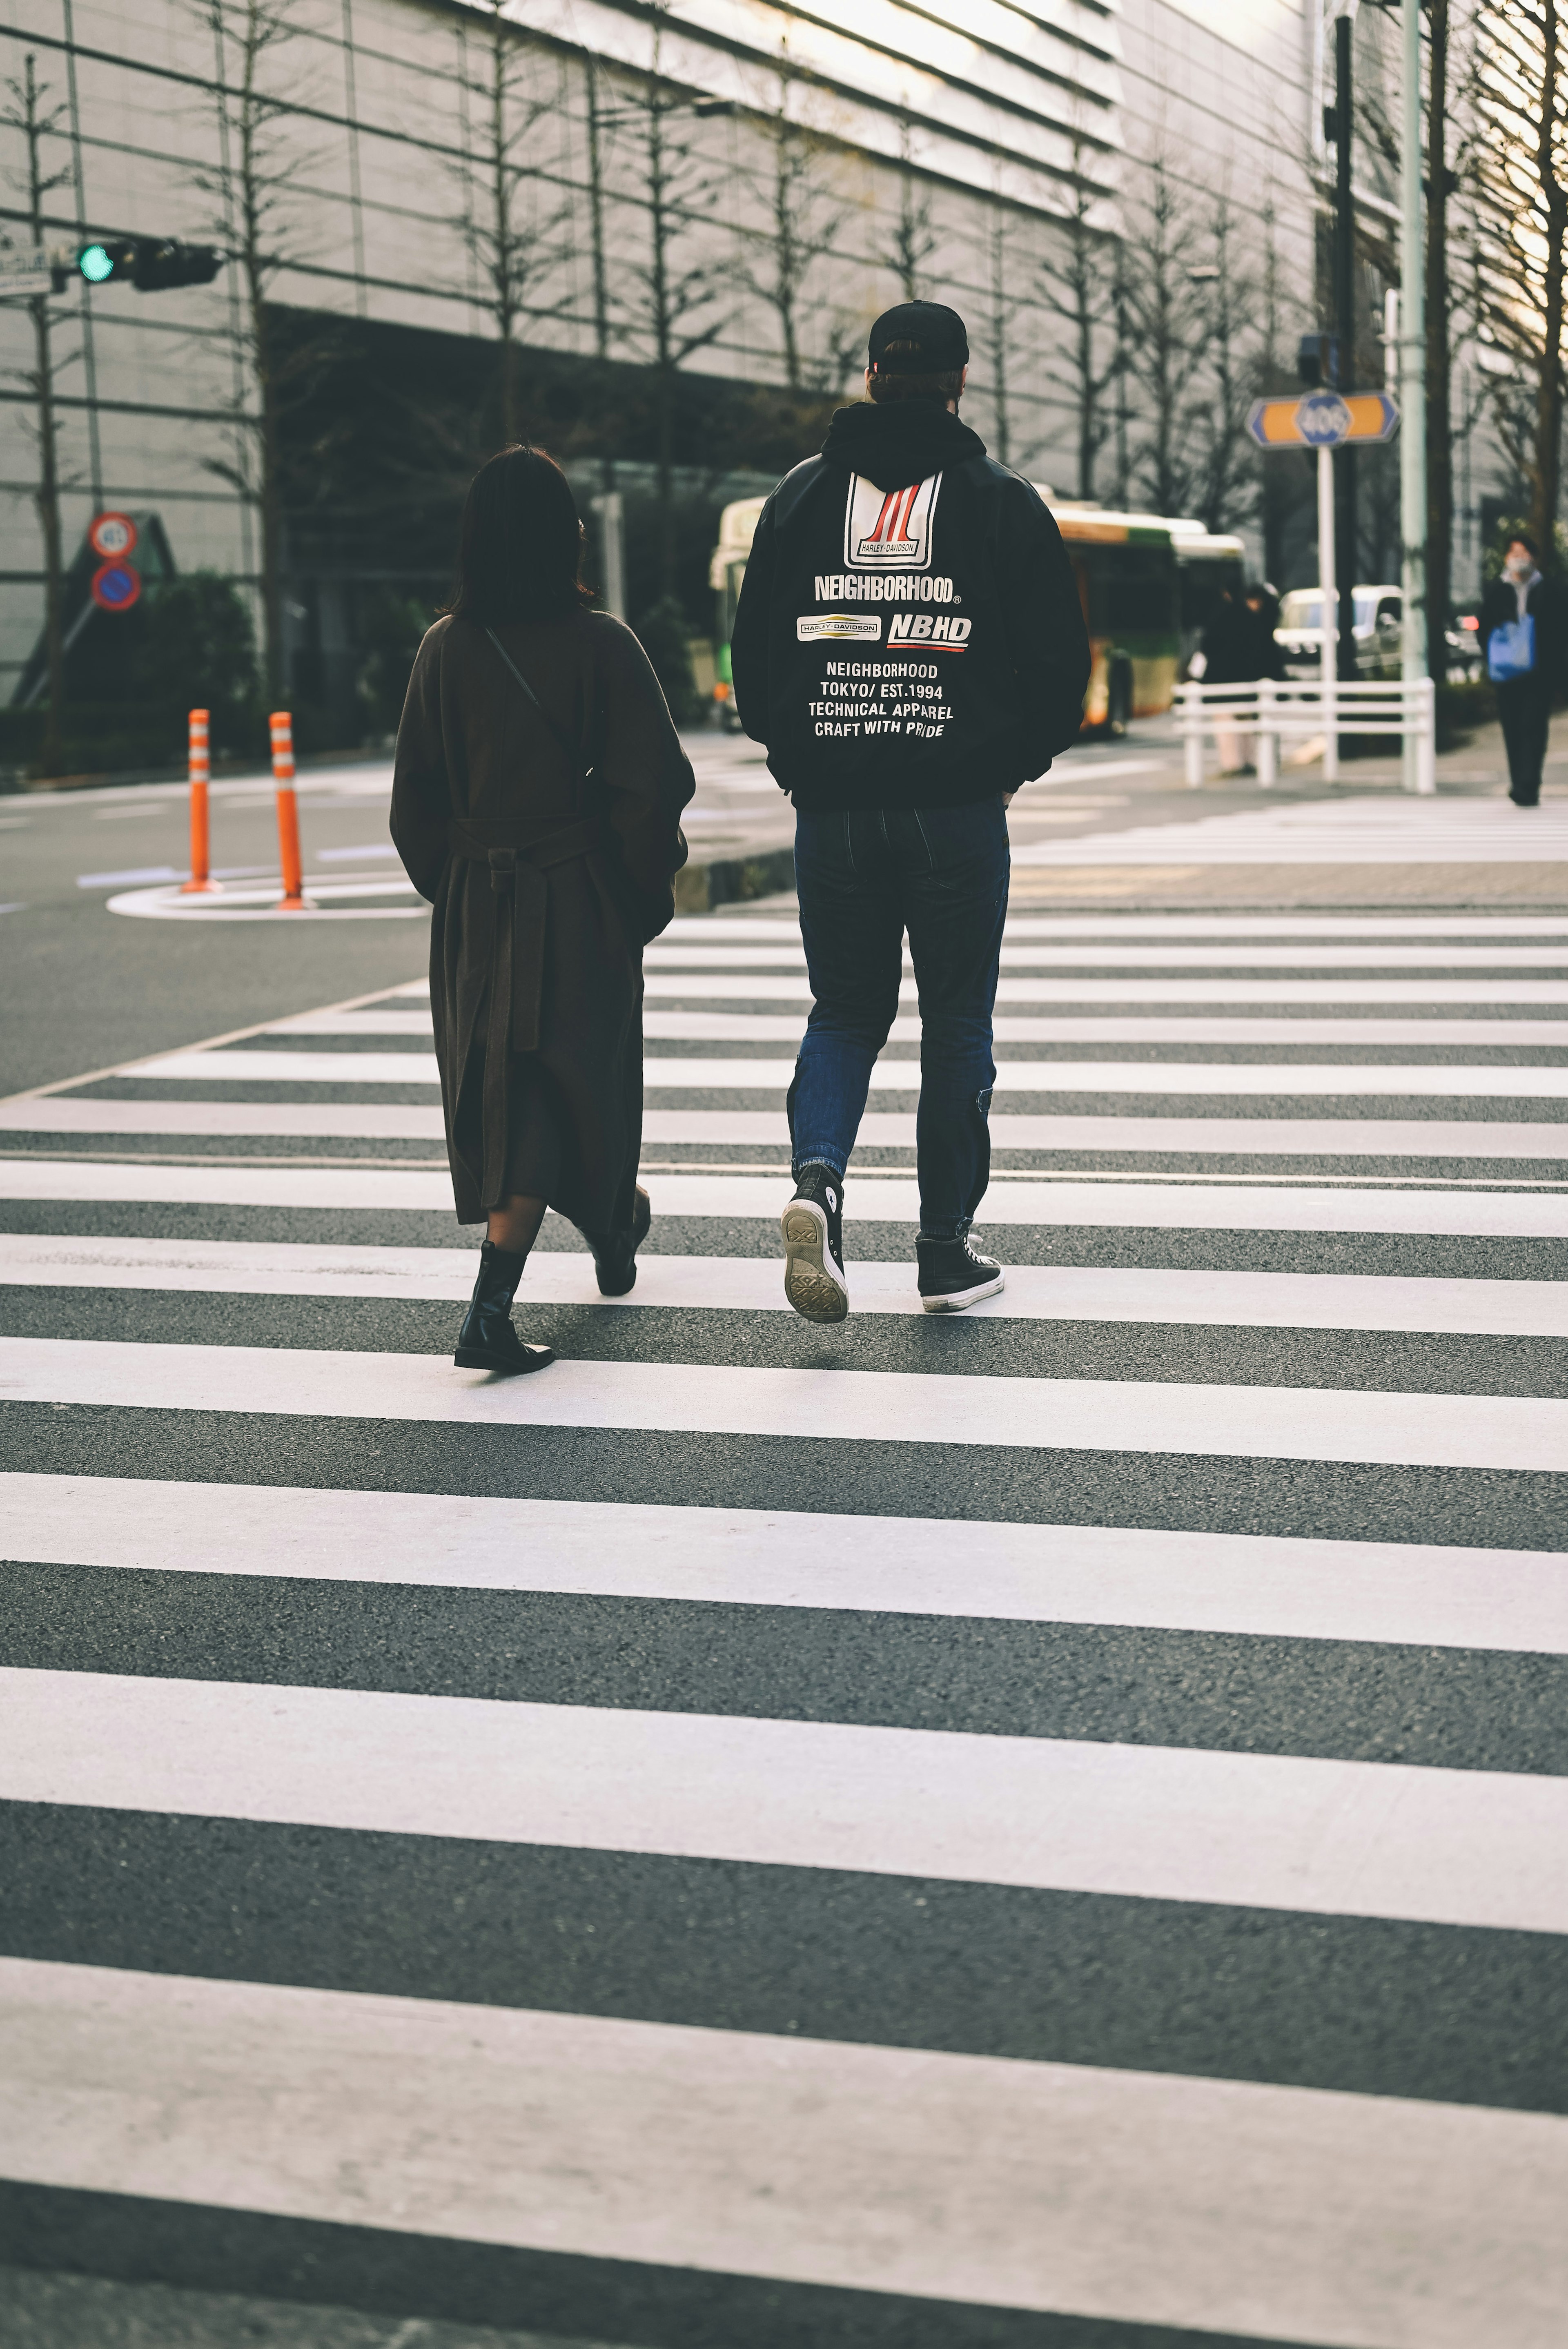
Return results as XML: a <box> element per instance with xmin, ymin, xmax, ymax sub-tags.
<box><xmin>1333</xmin><ymin>0</ymin><xmax>1359</xmax><ymax>694</ymax></box>
<box><xmin>1400</xmin><ymin>0</ymin><xmax>1431</xmax><ymax>793</ymax></box>
<box><xmin>592</xmin><ymin>490</ymin><xmax>626</xmax><ymax>620</ymax></box>
<box><xmin>1318</xmin><ymin>443</ymin><xmax>1339</xmax><ymax>782</ymax></box>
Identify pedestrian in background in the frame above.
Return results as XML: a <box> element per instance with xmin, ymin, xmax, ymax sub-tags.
<box><xmin>731</xmin><ymin>301</ymin><xmax>1089</xmax><ymax>1320</ymax></box>
<box><xmin>392</xmin><ymin>444</ymin><xmax>693</xmax><ymax>1375</ymax></box>
<box><xmin>1194</xmin><ymin>583</ymin><xmax>1287</xmax><ymax>777</ymax></box>
<box><xmin>1481</xmin><ymin>530</ymin><xmax>1565</xmax><ymax>809</ymax></box>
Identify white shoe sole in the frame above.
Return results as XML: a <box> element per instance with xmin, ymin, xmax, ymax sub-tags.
<box><xmin>781</xmin><ymin>1199</ymin><xmax>849</xmax><ymax>1323</ymax></box>
<box><xmin>920</xmin><ymin>1268</ymin><xmax>1005</xmax><ymax>1314</ymax></box>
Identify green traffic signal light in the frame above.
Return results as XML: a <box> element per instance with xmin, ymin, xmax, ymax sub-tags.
<box><xmin>72</xmin><ymin>237</ymin><xmax>220</xmax><ymax>291</ymax></box>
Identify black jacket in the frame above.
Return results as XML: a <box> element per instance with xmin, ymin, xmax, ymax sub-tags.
<box><xmin>1200</xmin><ymin>597</ymin><xmax>1288</xmax><ymax>687</ymax></box>
<box><xmin>1479</xmin><ymin>571</ymin><xmax>1568</xmax><ymax>695</ymax></box>
<box><xmin>730</xmin><ymin>402</ymin><xmax>1091</xmax><ymax>809</ymax></box>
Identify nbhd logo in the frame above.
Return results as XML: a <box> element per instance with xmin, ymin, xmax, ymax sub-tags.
<box><xmin>844</xmin><ymin>473</ymin><xmax>941</xmax><ymax>570</ymax></box>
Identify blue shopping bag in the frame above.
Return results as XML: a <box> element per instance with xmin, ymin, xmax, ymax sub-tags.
<box><xmin>1488</xmin><ymin>615</ymin><xmax>1536</xmax><ymax>682</ymax></box>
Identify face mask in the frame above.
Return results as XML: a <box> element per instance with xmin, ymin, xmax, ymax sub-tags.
<box><xmin>1504</xmin><ymin>553</ymin><xmax>1533</xmax><ymax>579</ymax></box>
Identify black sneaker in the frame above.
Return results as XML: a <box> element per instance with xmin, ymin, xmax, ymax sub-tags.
<box><xmin>917</xmin><ymin>1233</ymin><xmax>1004</xmax><ymax>1314</ymax></box>
<box><xmin>782</xmin><ymin>1163</ymin><xmax>849</xmax><ymax>1323</ymax></box>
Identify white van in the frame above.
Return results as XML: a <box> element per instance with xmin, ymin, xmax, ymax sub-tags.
<box><xmin>1276</xmin><ymin>586</ymin><xmax>1403</xmax><ymax>679</ymax></box>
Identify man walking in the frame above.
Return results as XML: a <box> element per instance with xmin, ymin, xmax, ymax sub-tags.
<box><xmin>730</xmin><ymin>302</ymin><xmax>1090</xmax><ymax>1320</ymax></box>
<box><xmin>1480</xmin><ymin>530</ymin><xmax>1565</xmax><ymax>808</ymax></box>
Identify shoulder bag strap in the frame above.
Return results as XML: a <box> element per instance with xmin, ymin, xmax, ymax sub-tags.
<box><xmin>484</xmin><ymin>625</ymin><xmax>591</xmax><ymax>785</ymax></box>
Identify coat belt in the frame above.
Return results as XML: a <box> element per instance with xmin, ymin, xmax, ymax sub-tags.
<box><xmin>447</xmin><ymin>815</ymin><xmax>601</xmax><ymax>1206</ymax></box>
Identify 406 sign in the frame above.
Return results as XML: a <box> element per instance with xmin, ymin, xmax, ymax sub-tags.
<box><xmin>1245</xmin><ymin>391</ymin><xmax>1400</xmax><ymax>449</ymax></box>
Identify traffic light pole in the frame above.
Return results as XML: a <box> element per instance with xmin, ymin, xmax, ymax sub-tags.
<box><xmin>1399</xmin><ymin>0</ymin><xmax>1431</xmax><ymax>794</ymax></box>
<box><xmin>1333</xmin><ymin>2</ymin><xmax>1358</xmax><ymax>693</ymax></box>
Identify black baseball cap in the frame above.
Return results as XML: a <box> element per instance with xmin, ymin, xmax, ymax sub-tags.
<box><xmin>867</xmin><ymin>300</ymin><xmax>969</xmax><ymax>374</ymax></box>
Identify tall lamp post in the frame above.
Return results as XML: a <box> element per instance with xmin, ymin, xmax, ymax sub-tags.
<box><xmin>1400</xmin><ymin>0</ymin><xmax>1430</xmax><ymax>792</ymax></box>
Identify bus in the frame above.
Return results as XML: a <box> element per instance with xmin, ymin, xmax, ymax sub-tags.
<box><xmin>709</xmin><ymin>493</ymin><xmax>1242</xmax><ymax>734</ymax></box>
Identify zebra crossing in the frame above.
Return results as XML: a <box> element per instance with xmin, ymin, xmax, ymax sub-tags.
<box><xmin>2</xmin><ymin>900</ymin><xmax>1567</xmax><ymax>2347</ymax></box>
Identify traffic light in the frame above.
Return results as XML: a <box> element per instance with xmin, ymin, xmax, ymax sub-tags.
<box><xmin>74</xmin><ymin>239</ymin><xmax>136</xmax><ymax>284</ymax></box>
<box><xmin>71</xmin><ymin>238</ymin><xmax>223</xmax><ymax>292</ymax></box>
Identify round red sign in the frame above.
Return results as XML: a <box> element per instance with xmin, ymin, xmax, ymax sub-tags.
<box><xmin>88</xmin><ymin>511</ymin><xmax>138</xmax><ymax>561</ymax></box>
<box><xmin>90</xmin><ymin>561</ymin><xmax>142</xmax><ymax>611</ymax></box>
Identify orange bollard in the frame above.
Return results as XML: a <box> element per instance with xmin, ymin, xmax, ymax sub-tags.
<box><xmin>270</xmin><ymin>709</ymin><xmax>309</xmax><ymax>911</ymax></box>
<box><xmin>178</xmin><ymin>708</ymin><xmax>219</xmax><ymax>894</ymax></box>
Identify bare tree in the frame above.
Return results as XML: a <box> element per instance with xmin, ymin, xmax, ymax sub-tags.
<box><xmin>584</xmin><ymin>53</ymin><xmax>614</xmax><ymax>365</ymax></box>
<box><xmin>454</xmin><ymin>0</ymin><xmax>570</xmax><ymax>444</ymax></box>
<box><xmin>739</xmin><ymin>66</ymin><xmax>845</xmax><ymax>394</ymax></box>
<box><xmin>1121</xmin><ymin>152</ymin><xmax>1207</xmax><ymax>515</ymax></box>
<box><xmin>1038</xmin><ymin>141</ymin><xmax>1119</xmax><ymax>498</ymax></box>
<box><xmin>618</xmin><ymin>5</ymin><xmax>732</xmax><ymax>593</ymax></box>
<box><xmin>188</xmin><ymin>0</ymin><xmax>312</xmax><ymax>700</ymax></box>
<box><xmin>806</xmin><ymin>308</ymin><xmax>871</xmax><ymax>399</ymax></box>
<box><xmin>982</xmin><ymin>194</ymin><xmax>1026</xmax><ymax>469</ymax></box>
<box><xmin>2</xmin><ymin>54</ymin><xmax>76</xmax><ymax>773</ymax></box>
<box><xmin>885</xmin><ymin>116</ymin><xmax>935</xmax><ymax>299</ymax></box>
<box><xmin>1187</xmin><ymin>193</ymin><xmax>1260</xmax><ymax>534</ymax></box>
<box><xmin>1469</xmin><ymin>0</ymin><xmax>1568</xmax><ymax>556</ymax></box>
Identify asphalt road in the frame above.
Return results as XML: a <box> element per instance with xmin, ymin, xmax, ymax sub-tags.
<box><xmin>0</xmin><ymin>767</ymin><xmax>423</xmax><ymax>1096</ymax></box>
<box><xmin>1</xmin><ymin>754</ymin><xmax>1566</xmax><ymax>2349</ymax></box>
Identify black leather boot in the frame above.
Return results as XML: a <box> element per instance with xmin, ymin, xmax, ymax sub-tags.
<box><xmin>581</xmin><ymin>1185</ymin><xmax>651</xmax><ymax>1298</ymax></box>
<box><xmin>454</xmin><ymin>1241</ymin><xmax>555</xmax><ymax>1375</ymax></box>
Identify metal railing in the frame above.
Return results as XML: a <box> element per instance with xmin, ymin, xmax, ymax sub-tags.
<box><xmin>1174</xmin><ymin>675</ymin><xmax>1437</xmax><ymax>796</ymax></box>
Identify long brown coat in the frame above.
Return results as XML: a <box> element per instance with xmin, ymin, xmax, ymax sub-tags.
<box><xmin>390</xmin><ymin>610</ymin><xmax>694</xmax><ymax>1229</ymax></box>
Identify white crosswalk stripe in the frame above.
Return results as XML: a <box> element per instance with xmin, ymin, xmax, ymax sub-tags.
<box><xmin>9</xmin><ymin>1473</ymin><xmax>1565</xmax><ymax>1649</ymax></box>
<box><xmin>3</xmin><ymin>900</ymin><xmax>1566</xmax><ymax>2347</ymax></box>
<box><xmin>4</xmin><ymin>1236</ymin><xmax>1563</xmax><ymax>1335</ymax></box>
<box><xmin>5</xmin><ymin>1333</ymin><xmax>1561</xmax><ymax>1466</ymax></box>
<box><xmin>1016</xmin><ymin>794</ymin><xmax>1568</xmax><ymax>864</ymax></box>
<box><xmin>10</xmin><ymin>1959</ymin><xmax>1564</xmax><ymax>2349</ymax></box>
<box><xmin>8</xmin><ymin>1668</ymin><xmax>1567</xmax><ymax>1930</ymax></box>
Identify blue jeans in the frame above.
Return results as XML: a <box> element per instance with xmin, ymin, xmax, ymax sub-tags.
<box><xmin>788</xmin><ymin>799</ymin><xmax>1009</xmax><ymax>1238</ymax></box>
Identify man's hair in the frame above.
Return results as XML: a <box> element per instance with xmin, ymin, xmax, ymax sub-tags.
<box><xmin>1506</xmin><ymin>528</ymin><xmax>1539</xmax><ymax>557</ymax></box>
<box><xmin>869</xmin><ymin>337</ymin><xmax>962</xmax><ymax>406</ymax></box>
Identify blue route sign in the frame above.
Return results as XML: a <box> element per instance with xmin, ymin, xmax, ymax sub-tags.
<box><xmin>1246</xmin><ymin>391</ymin><xmax>1400</xmax><ymax>449</ymax></box>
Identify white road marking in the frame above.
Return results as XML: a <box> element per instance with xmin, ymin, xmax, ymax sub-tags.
<box><xmin>232</xmin><ymin>1019</ymin><xmax>1568</xmax><ymax>1066</ymax></box>
<box><xmin>10</xmin><ymin>1473</ymin><xmax>1564</xmax><ymax>1653</ymax></box>
<box><xmin>112</xmin><ymin>1045</ymin><xmax>1568</xmax><ymax>1092</ymax></box>
<box><xmin>125</xmin><ymin>1051</ymin><xmax>440</xmax><ymax>1085</ymax></box>
<box><xmin>642</xmin><ymin>1013</ymin><xmax>1568</xmax><ymax>1045</ymax></box>
<box><xmin>2</xmin><ymin>1335</ymin><xmax>1563</xmax><ymax>1470</ymax></box>
<box><xmin>6</xmin><ymin>1159</ymin><xmax>1568</xmax><ymax>1233</ymax></box>
<box><xmin>6</xmin><ymin>1671</ymin><xmax>1568</xmax><ymax>1931</ymax></box>
<box><xmin>661</xmin><ymin>914</ymin><xmax>1568</xmax><ymax>939</ymax></box>
<box><xmin>0</xmin><ymin>1099</ymin><xmax>447</xmax><ymax>1138</ymax></box>
<box><xmin>642</xmin><ymin>943</ymin><xmax>1568</xmax><ymax>970</ymax></box>
<box><xmin>637</xmin><ymin>976</ymin><xmax>1568</xmax><ymax>1005</ymax></box>
<box><xmin>644</xmin><ymin>1062</ymin><xmax>1568</xmax><ymax>1099</ymax></box>
<box><xmin>6</xmin><ymin>1958</ymin><xmax>1564</xmax><ymax>2344</ymax></box>
<box><xmin>1016</xmin><ymin>796</ymin><xmax>1568</xmax><ymax>865</ymax></box>
<box><xmin>644</xmin><ymin>1112</ymin><xmax>1568</xmax><ymax>1159</ymax></box>
<box><xmin>5</xmin><ymin>1234</ymin><xmax>1564</xmax><ymax>1338</ymax></box>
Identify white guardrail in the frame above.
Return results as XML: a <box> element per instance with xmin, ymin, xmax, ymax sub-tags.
<box><xmin>1174</xmin><ymin>676</ymin><xmax>1437</xmax><ymax>796</ymax></box>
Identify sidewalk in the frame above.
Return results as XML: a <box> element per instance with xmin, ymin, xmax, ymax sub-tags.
<box><xmin>677</xmin><ymin>713</ymin><xmax>1568</xmax><ymax>911</ymax></box>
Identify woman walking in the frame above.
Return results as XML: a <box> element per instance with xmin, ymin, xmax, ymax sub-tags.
<box><xmin>392</xmin><ymin>445</ymin><xmax>694</xmax><ymax>1375</ymax></box>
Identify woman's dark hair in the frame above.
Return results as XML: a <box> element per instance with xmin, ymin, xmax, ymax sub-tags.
<box><xmin>1506</xmin><ymin>528</ymin><xmax>1540</xmax><ymax>558</ymax></box>
<box><xmin>444</xmin><ymin>444</ymin><xmax>592</xmax><ymax>625</ymax></box>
